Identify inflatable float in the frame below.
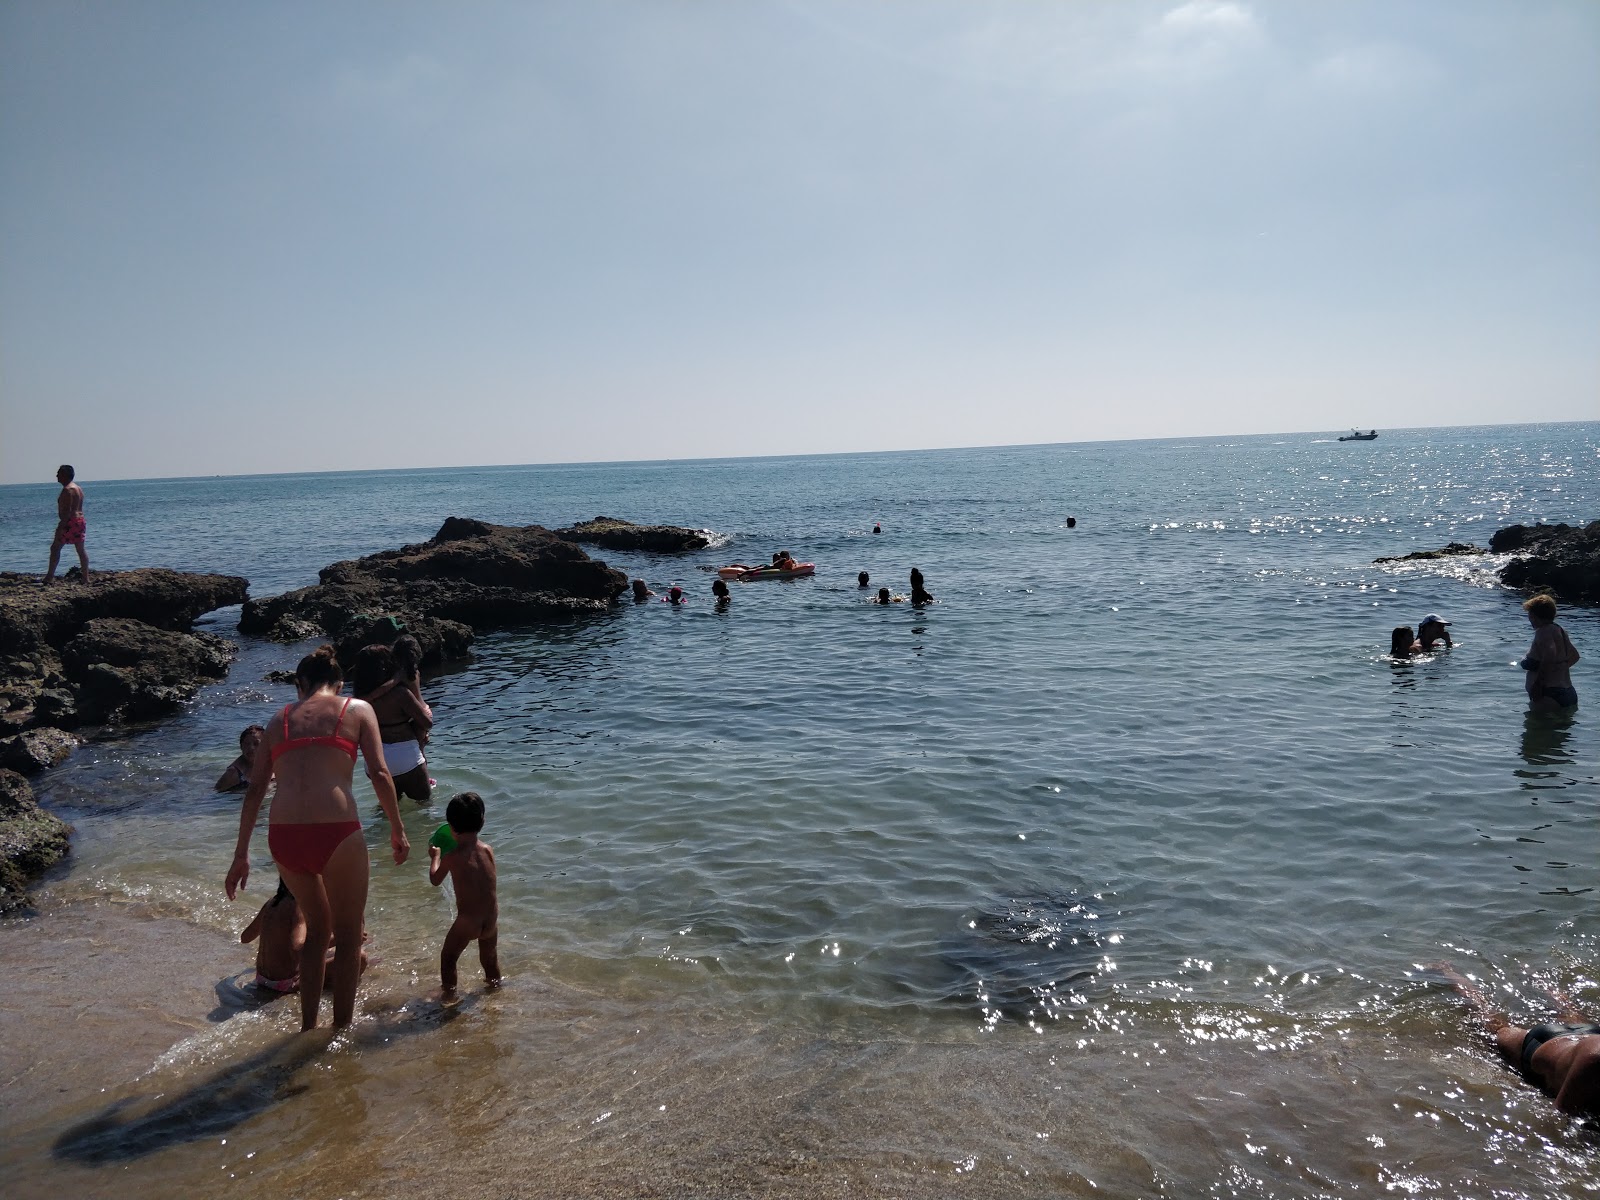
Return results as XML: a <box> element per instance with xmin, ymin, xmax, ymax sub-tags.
<box><xmin>717</xmin><ymin>562</ymin><xmax>815</xmax><ymax>581</ymax></box>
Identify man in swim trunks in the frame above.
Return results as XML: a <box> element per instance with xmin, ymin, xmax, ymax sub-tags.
<box><xmin>1439</xmin><ymin>963</ymin><xmax>1600</xmax><ymax>1115</ymax></box>
<box><xmin>44</xmin><ymin>464</ymin><xmax>89</xmax><ymax>585</ymax></box>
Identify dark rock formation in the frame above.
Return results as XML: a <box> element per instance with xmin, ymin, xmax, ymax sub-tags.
<box><xmin>62</xmin><ymin>619</ymin><xmax>236</xmax><ymax>722</ymax></box>
<box><xmin>556</xmin><ymin>515</ymin><xmax>710</xmax><ymax>553</ymax></box>
<box><xmin>1374</xmin><ymin>542</ymin><xmax>1482</xmax><ymax>563</ymax></box>
<box><xmin>239</xmin><ymin>518</ymin><xmax>630</xmax><ymax>664</ymax></box>
<box><xmin>0</xmin><ymin>727</ymin><xmax>78</xmax><ymax>776</ymax></box>
<box><xmin>0</xmin><ymin>768</ymin><xmax>72</xmax><ymax>914</ymax></box>
<box><xmin>1493</xmin><ymin>520</ymin><xmax>1600</xmax><ymax>602</ymax></box>
<box><xmin>0</xmin><ymin>569</ymin><xmax>248</xmax><ymax>748</ymax></box>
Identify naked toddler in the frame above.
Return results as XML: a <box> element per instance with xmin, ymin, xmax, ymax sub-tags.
<box><xmin>428</xmin><ymin>791</ymin><xmax>501</xmax><ymax>996</ymax></box>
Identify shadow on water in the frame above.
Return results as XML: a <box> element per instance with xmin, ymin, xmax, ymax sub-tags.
<box><xmin>939</xmin><ymin>889</ymin><xmax>1121</xmax><ymax>1029</ymax></box>
<box><xmin>52</xmin><ymin>997</ymin><xmax>472</xmax><ymax>1165</ymax></box>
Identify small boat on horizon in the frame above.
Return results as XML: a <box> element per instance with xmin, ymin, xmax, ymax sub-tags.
<box><xmin>1338</xmin><ymin>429</ymin><xmax>1379</xmax><ymax>441</ymax></box>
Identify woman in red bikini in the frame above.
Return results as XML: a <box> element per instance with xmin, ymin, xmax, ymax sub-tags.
<box><xmin>225</xmin><ymin>645</ymin><xmax>409</xmax><ymax>1031</ymax></box>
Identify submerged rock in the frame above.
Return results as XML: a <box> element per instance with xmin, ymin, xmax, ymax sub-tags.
<box><xmin>555</xmin><ymin>515</ymin><xmax>710</xmax><ymax>553</ymax></box>
<box><xmin>938</xmin><ymin>890</ymin><xmax>1120</xmax><ymax>1028</ymax></box>
<box><xmin>1492</xmin><ymin>520</ymin><xmax>1600</xmax><ymax>602</ymax></box>
<box><xmin>1373</xmin><ymin>542</ymin><xmax>1482</xmax><ymax>563</ymax></box>
<box><xmin>0</xmin><ymin>768</ymin><xmax>72</xmax><ymax>914</ymax></box>
<box><xmin>239</xmin><ymin>517</ymin><xmax>630</xmax><ymax>664</ymax></box>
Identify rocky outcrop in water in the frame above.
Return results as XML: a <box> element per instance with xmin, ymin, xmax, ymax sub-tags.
<box><xmin>0</xmin><ymin>570</ymin><xmax>248</xmax><ymax>771</ymax></box>
<box><xmin>0</xmin><ymin>768</ymin><xmax>72</xmax><ymax>913</ymax></box>
<box><xmin>1493</xmin><ymin>520</ymin><xmax>1600</xmax><ymax>602</ymax></box>
<box><xmin>238</xmin><ymin>517</ymin><xmax>630</xmax><ymax>664</ymax></box>
<box><xmin>1373</xmin><ymin>542</ymin><xmax>1482</xmax><ymax>563</ymax></box>
<box><xmin>555</xmin><ymin>516</ymin><xmax>710</xmax><ymax>553</ymax></box>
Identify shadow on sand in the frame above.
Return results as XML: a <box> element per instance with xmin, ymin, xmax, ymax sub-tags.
<box><xmin>52</xmin><ymin>994</ymin><xmax>475</xmax><ymax>1165</ymax></box>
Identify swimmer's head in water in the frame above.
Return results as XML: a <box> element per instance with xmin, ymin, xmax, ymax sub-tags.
<box><xmin>1390</xmin><ymin>626</ymin><xmax>1415</xmax><ymax>656</ymax></box>
<box><xmin>669</xmin><ymin>585</ymin><xmax>684</xmax><ymax>604</ymax></box>
<box><xmin>295</xmin><ymin>644</ymin><xmax>344</xmax><ymax>692</ymax></box>
<box><xmin>1523</xmin><ymin>594</ymin><xmax>1557</xmax><ymax>623</ymax></box>
<box><xmin>350</xmin><ymin>643</ymin><xmax>398</xmax><ymax>696</ymax></box>
<box><xmin>712</xmin><ymin>579</ymin><xmax>729</xmax><ymax>597</ymax></box>
<box><xmin>877</xmin><ymin>587</ymin><xmax>891</xmax><ymax>603</ymax></box>
<box><xmin>858</xmin><ymin>571</ymin><xmax>870</xmax><ymax>587</ymax></box>
<box><xmin>240</xmin><ymin>723</ymin><xmax>265</xmax><ymax>750</ymax></box>
<box><xmin>446</xmin><ymin>791</ymin><xmax>486</xmax><ymax>834</ymax></box>
<box><xmin>631</xmin><ymin>578</ymin><xmax>649</xmax><ymax>599</ymax></box>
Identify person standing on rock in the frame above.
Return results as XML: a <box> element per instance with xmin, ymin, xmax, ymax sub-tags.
<box><xmin>44</xmin><ymin>465</ymin><xmax>89</xmax><ymax>585</ymax></box>
<box><xmin>226</xmin><ymin>645</ymin><xmax>409</xmax><ymax>1031</ymax></box>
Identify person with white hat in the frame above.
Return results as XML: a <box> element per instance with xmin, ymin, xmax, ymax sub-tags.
<box><xmin>1417</xmin><ymin>613</ymin><xmax>1453</xmax><ymax>650</ymax></box>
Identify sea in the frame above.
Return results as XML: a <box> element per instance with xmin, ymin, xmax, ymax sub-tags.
<box><xmin>0</xmin><ymin>423</ymin><xmax>1595</xmax><ymax>1198</ymax></box>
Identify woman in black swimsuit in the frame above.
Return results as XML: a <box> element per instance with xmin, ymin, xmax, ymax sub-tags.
<box><xmin>1439</xmin><ymin>964</ymin><xmax>1600</xmax><ymax>1115</ymax></box>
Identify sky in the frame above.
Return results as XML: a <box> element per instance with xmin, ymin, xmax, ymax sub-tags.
<box><xmin>1</xmin><ymin>0</ymin><xmax>1596</xmax><ymax>483</ymax></box>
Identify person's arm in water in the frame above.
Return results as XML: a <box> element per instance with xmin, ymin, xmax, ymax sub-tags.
<box><xmin>225</xmin><ymin>730</ymin><xmax>278</xmax><ymax>898</ymax></box>
<box><xmin>353</xmin><ymin>700</ymin><xmax>409</xmax><ymax>865</ymax></box>
<box><xmin>215</xmin><ymin>756</ymin><xmax>247</xmax><ymax>792</ymax></box>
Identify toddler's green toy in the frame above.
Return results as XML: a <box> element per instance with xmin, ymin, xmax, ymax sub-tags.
<box><xmin>428</xmin><ymin>823</ymin><xmax>457</xmax><ymax>854</ymax></box>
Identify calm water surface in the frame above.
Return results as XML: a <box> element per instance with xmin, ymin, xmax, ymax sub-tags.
<box><xmin>0</xmin><ymin>424</ymin><xmax>1596</xmax><ymax>1197</ymax></box>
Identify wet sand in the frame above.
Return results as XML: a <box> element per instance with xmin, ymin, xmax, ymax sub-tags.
<box><xmin>4</xmin><ymin>900</ymin><xmax>1596</xmax><ymax>1198</ymax></box>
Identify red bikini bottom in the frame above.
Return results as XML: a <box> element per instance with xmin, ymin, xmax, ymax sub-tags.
<box><xmin>269</xmin><ymin>820</ymin><xmax>363</xmax><ymax>876</ymax></box>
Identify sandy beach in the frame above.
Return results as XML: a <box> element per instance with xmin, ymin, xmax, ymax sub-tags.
<box><xmin>4</xmin><ymin>891</ymin><xmax>1595</xmax><ymax>1199</ymax></box>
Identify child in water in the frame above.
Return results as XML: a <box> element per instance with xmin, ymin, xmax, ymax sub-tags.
<box><xmin>428</xmin><ymin>791</ymin><xmax>501</xmax><ymax>997</ymax></box>
<box><xmin>240</xmin><ymin>878</ymin><xmax>369</xmax><ymax>993</ymax></box>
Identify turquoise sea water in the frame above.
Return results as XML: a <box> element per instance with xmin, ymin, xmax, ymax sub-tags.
<box><xmin>0</xmin><ymin>423</ymin><xmax>1596</xmax><ymax>1196</ymax></box>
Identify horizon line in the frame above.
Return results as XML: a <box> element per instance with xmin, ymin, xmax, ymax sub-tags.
<box><xmin>2</xmin><ymin>417</ymin><xmax>1595</xmax><ymax>489</ymax></box>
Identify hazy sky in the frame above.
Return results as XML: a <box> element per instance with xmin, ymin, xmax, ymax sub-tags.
<box><xmin>2</xmin><ymin>0</ymin><xmax>1596</xmax><ymax>482</ymax></box>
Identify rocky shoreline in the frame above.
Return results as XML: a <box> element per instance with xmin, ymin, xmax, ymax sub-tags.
<box><xmin>0</xmin><ymin>568</ymin><xmax>246</xmax><ymax>909</ymax></box>
<box><xmin>1375</xmin><ymin>519</ymin><xmax>1599</xmax><ymax>602</ymax></box>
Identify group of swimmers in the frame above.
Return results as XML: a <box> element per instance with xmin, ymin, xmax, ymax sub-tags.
<box><xmin>222</xmin><ymin>644</ymin><xmax>500</xmax><ymax>1029</ymax></box>
<box><xmin>1390</xmin><ymin>594</ymin><xmax>1581</xmax><ymax>714</ymax></box>
<box><xmin>629</xmin><ymin>559</ymin><xmax>938</xmax><ymax>608</ymax></box>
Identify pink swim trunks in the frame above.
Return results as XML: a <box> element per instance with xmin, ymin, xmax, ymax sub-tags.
<box><xmin>52</xmin><ymin>515</ymin><xmax>86</xmax><ymax>548</ymax></box>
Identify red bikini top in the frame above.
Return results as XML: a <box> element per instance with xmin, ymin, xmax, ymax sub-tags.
<box><xmin>270</xmin><ymin>697</ymin><xmax>359</xmax><ymax>763</ymax></box>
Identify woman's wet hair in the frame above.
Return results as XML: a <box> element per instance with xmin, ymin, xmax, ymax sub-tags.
<box><xmin>877</xmin><ymin>587</ymin><xmax>891</xmax><ymax>602</ymax></box>
<box><xmin>1523</xmin><ymin>594</ymin><xmax>1557</xmax><ymax>622</ymax></box>
<box><xmin>271</xmin><ymin>876</ymin><xmax>292</xmax><ymax>907</ymax></box>
<box><xmin>295</xmin><ymin>644</ymin><xmax>344</xmax><ymax>689</ymax></box>
<box><xmin>239</xmin><ymin>723</ymin><xmax>265</xmax><ymax>749</ymax></box>
<box><xmin>392</xmin><ymin>634</ymin><xmax>423</xmax><ymax>680</ymax></box>
<box><xmin>350</xmin><ymin>644</ymin><xmax>398</xmax><ymax>696</ymax></box>
<box><xmin>858</xmin><ymin>571</ymin><xmax>869</xmax><ymax>587</ymax></box>
<box><xmin>1390</xmin><ymin>626</ymin><xmax>1415</xmax><ymax>656</ymax></box>
<box><xmin>712</xmin><ymin>578</ymin><xmax>729</xmax><ymax>597</ymax></box>
<box><xmin>446</xmin><ymin>791</ymin><xmax>486</xmax><ymax>834</ymax></box>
